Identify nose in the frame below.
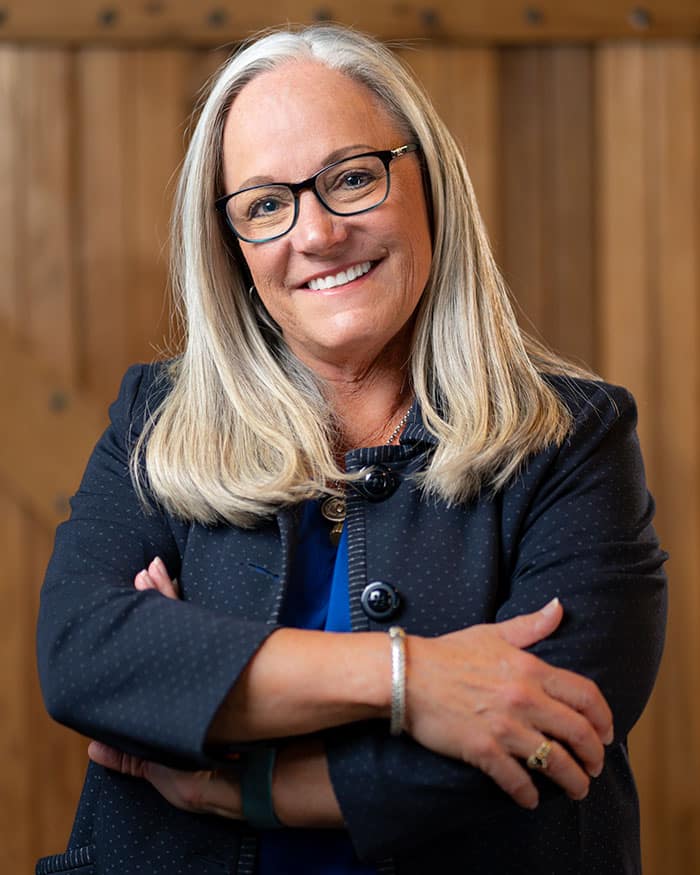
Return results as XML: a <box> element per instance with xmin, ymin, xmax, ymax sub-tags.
<box><xmin>289</xmin><ymin>190</ymin><xmax>348</xmax><ymax>253</ymax></box>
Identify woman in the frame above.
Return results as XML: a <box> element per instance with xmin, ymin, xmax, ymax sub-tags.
<box><xmin>36</xmin><ymin>24</ymin><xmax>667</xmax><ymax>875</ymax></box>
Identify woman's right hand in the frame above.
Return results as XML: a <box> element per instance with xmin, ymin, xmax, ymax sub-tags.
<box><xmin>404</xmin><ymin>598</ymin><xmax>613</xmax><ymax>809</ymax></box>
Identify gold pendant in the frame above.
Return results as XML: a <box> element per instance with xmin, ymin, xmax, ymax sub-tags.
<box><xmin>321</xmin><ymin>495</ymin><xmax>345</xmax><ymax>546</ymax></box>
<box><xmin>321</xmin><ymin>495</ymin><xmax>345</xmax><ymax>523</ymax></box>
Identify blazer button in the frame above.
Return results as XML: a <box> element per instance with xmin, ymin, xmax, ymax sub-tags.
<box><xmin>361</xmin><ymin>581</ymin><xmax>402</xmax><ymax>621</ymax></box>
<box><xmin>358</xmin><ymin>465</ymin><xmax>399</xmax><ymax>502</ymax></box>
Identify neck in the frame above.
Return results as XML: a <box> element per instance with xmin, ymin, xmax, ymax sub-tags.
<box><xmin>285</xmin><ymin>326</ymin><xmax>414</xmax><ymax>456</ymax></box>
<box><xmin>323</xmin><ymin>363</ymin><xmax>412</xmax><ymax>458</ymax></box>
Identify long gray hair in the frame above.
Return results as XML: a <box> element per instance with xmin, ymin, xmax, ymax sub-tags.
<box><xmin>133</xmin><ymin>24</ymin><xmax>590</xmax><ymax>526</ymax></box>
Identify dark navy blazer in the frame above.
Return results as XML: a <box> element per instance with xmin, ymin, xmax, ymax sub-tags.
<box><xmin>36</xmin><ymin>364</ymin><xmax>667</xmax><ymax>874</ymax></box>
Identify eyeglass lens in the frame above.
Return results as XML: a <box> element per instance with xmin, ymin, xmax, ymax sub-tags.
<box><xmin>228</xmin><ymin>154</ymin><xmax>389</xmax><ymax>241</ymax></box>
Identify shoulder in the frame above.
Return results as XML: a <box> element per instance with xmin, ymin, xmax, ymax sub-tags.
<box><xmin>108</xmin><ymin>360</ymin><xmax>177</xmax><ymax>436</ymax></box>
<box><xmin>542</xmin><ymin>373</ymin><xmax>638</xmax><ymax>440</ymax></box>
<box><xmin>527</xmin><ymin>374</ymin><xmax>646</xmax><ymax>497</ymax></box>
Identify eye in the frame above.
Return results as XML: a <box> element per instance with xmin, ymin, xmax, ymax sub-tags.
<box><xmin>339</xmin><ymin>170</ymin><xmax>374</xmax><ymax>190</ymax></box>
<box><xmin>248</xmin><ymin>196</ymin><xmax>284</xmax><ymax>219</ymax></box>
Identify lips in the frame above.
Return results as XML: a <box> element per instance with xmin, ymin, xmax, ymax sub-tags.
<box><xmin>305</xmin><ymin>260</ymin><xmax>373</xmax><ymax>291</ymax></box>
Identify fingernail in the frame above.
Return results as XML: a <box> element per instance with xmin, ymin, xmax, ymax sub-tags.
<box><xmin>604</xmin><ymin>727</ymin><xmax>614</xmax><ymax>745</ymax></box>
<box><xmin>541</xmin><ymin>597</ymin><xmax>560</xmax><ymax>617</ymax></box>
<box><xmin>153</xmin><ymin>556</ymin><xmax>165</xmax><ymax>572</ymax></box>
<box><xmin>135</xmin><ymin>570</ymin><xmax>151</xmax><ymax>589</ymax></box>
<box><xmin>590</xmin><ymin>764</ymin><xmax>603</xmax><ymax>778</ymax></box>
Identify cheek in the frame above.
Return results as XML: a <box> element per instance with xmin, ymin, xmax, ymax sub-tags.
<box><xmin>241</xmin><ymin>247</ymin><xmax>286</xmax><ymax>296</ymax></box>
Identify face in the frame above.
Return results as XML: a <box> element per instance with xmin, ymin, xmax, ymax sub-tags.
<box><xmin>221</xmin><ymin>61</ymin><xmax>433</xmax><ymax>376</ymax></box>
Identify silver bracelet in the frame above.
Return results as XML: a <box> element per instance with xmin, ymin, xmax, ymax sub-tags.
<box><xmin>388</xmin><ymin>626</ymin><xmax>407</xmax><ymax>736</ymax></box>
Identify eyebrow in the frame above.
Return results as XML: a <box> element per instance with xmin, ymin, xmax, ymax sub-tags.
<box><xmin>234</xmin><ymin>143</ymin><xmax>376</xmax><ymax>192</ymax></box>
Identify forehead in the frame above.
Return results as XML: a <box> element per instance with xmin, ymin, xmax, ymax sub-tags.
<box><xmin>222</xmin><ymin>61</ymin><xmax>405</xmax><ymax>189</ymax></box>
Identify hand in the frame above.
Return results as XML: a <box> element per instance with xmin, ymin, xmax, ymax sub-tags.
<box><xmin>89</xmin><ymin>558</ymin><xmax>244</xmax><ymax>820</ymax></box>
<box><xmin>87</xmin><ymin>740</ymin><xmax>243</xmax><ymax>820</ymax></box>
<box><xmin>404</xmin><ymin>598</ymin><xmax>614</xmax><ymax>809</ymax></box>
<box><xmin>134</xmin><ymin>556</ymin><xmax>179</xmax><ymax>600</ymax></box>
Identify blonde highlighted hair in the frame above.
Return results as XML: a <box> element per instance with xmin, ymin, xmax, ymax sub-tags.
<box><xmin>134</xmin><ymin>24</ymin><xmax>593</xmax><ymax>526</ymax></box>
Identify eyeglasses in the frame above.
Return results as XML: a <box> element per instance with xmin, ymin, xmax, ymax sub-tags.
<box><xmin>215</xmin><ymin>143</ymin><xmax>419</xmax><ymax>244</ymax></box>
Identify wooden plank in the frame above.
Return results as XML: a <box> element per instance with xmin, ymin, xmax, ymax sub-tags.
<box><xmin>595</xmin><ymin>45</ymin><xmax>659</xmax><ymax>871</ymax></box>
<box><xmin>398</xmin><ymin>46</ymin><xmax>500</xmax><ymax>248</ymax></box>
<box><xmin>499</xmin><ymin>48</ymin><xmax>546</xmax><ymax>335</ymax></box>
<box><xmin>542</xmin><ymin>47</ymin><xmax>595</xmax><ymax>367</ymax></box>
<box><xmin>499</xmin><ymin>48</ymin><xmax>595</xmax><ymax>366</ymax></box>
<box><xmin>0</xmin><ymin>0</ymin><xmax>697</xmax><ymax>44</ymax></box>
<box><xmin>77</xmin><ymin>49</ymin><xmax>130</xmax><ymax>399</ymax></box>
<box><xmin>0</xmin><ymin>495</ymin><xmax>32</xmax><ymax>869</ymax></box>
<box><xmin>645</xmin><ymin>43</ymin><xmax>700</xmax><ymax>875</ymax></box>
<box><xmin>0</xmin><ymin>319</ymin><xmax>107</xmax><ymax>528</ymax></box>
<box><xmin>21</xmin><ymin>49</ymin><xmax>78</xmax><ymax>383</ymax></box>
<box><xmin>123</xmin><ymin>50</ymin><xmax>185</xmax><ymax>364</ymax></box>
<box><xmin>0</xmin><ymin>47</ymin><xmax>21</xmax><ymax>327</ymax></box>
<box><xmin>595</xmin><ymin>45</ymin><xmax>653</xmax><ymax>446</ymax></box>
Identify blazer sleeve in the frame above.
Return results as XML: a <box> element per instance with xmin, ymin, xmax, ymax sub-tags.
<box><xmin>36</xmin><ymin>364</ymin><xmax>278</xmax><ymax>769</ymax></box>
<box><xmin>325</xmin><ymin>380</ymin><xmax>668</xmax><ymax>862</ymax></box>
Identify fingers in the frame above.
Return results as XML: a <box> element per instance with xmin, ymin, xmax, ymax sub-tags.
<box><xmin>470</xmin><ymin>726</ymin><xmax>591</xmax><ymax>809</ymax></box>
<box><xmin>543</xmin><ymin>668</ymin><xmax>614</xmax><ymax>745</ymax></box>
<box><xmin>526</xmin><ymin>693</ymin><xmax>605</xmax><ymax>777</ymax></box>
<box><xmin>134</xmin><ymin>556</ymin><xmax>180</xmax><ymax>600</ymax></box>
<box><xmin>519</xmin><ymin>736</ymin><xmax>590</xmax><ymax>802</ymax></box>
<box><xmin>88</xmin><ymin>741</ymin><xmax>148</xmax><ymax>779</ymax></box>
<box><xmin>496</xmin><ymin>598</ymin><xmax>563</xmax><ymax>649</ymax></box>
<box><xmin>87</xmin><ymin>741</ymin><xmax>241</xmax><ymax>818</ymax></box>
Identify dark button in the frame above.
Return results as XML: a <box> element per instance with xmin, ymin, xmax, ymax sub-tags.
<box><xmin>357</xmin><ymin>465</ymin><xmax>399</xmax><ymax>501</ymax></box>
<box><xmin>361</xmin><ymin>581</ymin><xmax>401</xmax><ymax>621</ymax></box>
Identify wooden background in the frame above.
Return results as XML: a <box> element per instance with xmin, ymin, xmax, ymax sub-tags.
<box><xmin>0</xmin><ymin>2</ymin><xmax>697</xmax><ymax>872</ymax></box>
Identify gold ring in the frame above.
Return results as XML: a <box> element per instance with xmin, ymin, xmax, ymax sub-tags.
<box><xmin>526</xmin><ymin>739</ymin><xmax>553</xmax><ymax>771</ymax></box>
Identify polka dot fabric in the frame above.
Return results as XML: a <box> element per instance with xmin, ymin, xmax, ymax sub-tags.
<box><xmin>36</xmin><ymin>365</ymin><xmax>667</xmax><ymax>874</ymax></box>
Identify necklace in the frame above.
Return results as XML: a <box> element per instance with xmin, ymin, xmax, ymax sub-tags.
<box><xmin>321</xmin><ymin>403</ymin><xmax>412</xmax><ymax>546</ymax></box>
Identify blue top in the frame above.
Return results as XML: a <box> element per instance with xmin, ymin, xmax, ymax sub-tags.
<box><xmin>257</xmin><ymin>501</ymin><xmax>376</xmax><ymax>875</ymax></box>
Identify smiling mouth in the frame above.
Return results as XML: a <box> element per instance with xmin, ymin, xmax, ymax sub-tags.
<box><xmin>306</xmin><ymin>260</ymin><xmax>373</xmax><ymax>291</ymax></box>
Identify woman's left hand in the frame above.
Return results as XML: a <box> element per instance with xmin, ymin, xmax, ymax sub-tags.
<box><xmin>87</xmin><ymin>558</ymin><xmax>244</xmax><ymax>821</ymax></box>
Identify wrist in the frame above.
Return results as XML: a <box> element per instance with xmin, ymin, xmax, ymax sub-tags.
<box><xmin>273</xmin><ymin>737</ymin><xmax>343</xmax><ymax>828</ymax></box>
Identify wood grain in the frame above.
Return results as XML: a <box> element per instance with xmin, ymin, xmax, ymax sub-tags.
<box><xmin>645</xmin><ymin>43</ymin><xmax>700</xmax><ymax>874</ymax></box>
<box><xmin>77</xmin><ymin>49</ymin><xmax>130</xmax><ymax>399</ymax></box>
<box><xmin>499</xmin><ymin>47</ymin><xmax>595</xmax><ymax>366</ymax></box>
<box><xmin>0</xmin><ymin>47</ymin><xmax>20</xmax><ymax>326</ymax></box>
<box><xmin>0</xmin><ymin>0</ymin><xmax>697</xmax><ymax>44</ymax></box>
<box><xmin>21</xmin><ymin>49</ymin><xmax>78</xmax><ymax>383</ymax></box>
<box><xmin>0</xmin><ymin>494</ymin><xmax>32</xmax><ymax>868</ymax></box>
<box><xmin>0</xmin><ymin>320</ymin><xmax>106</xmax><ymax>528</ymax></box>
<box><xmin>0</xmin><ymin>34</ymin><xmax>697</xmax><ymax>875</ymax></box>
<box><xmin>397</xmin><ymin>46</ymin><xmax>499</xmax><ymax>243</ymax></box>
<box><xmin>123</xmin><ymin>50</ymin><xmax>186</xmax><ymax>364</ymax></box>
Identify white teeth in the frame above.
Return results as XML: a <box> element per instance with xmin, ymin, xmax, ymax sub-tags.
<box><xmin>308</xmin><ymin>261</ymin><xmax>372</xmax><ymax>291</ymax></box>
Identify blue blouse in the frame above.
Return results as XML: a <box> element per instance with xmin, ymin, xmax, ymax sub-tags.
<box><xmin>256</xmin><ymin>501</ymin><xmax>376</xmax><ymax>874</ymax></box>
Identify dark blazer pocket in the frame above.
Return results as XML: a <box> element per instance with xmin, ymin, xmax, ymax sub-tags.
<box><xmin>35</xmin><ymin>845</ymin><xmax>96</xmax><ymax>874</ymax></box>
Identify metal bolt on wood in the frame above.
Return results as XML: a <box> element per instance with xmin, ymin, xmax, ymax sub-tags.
<box><xmin>420</xmin><ymin>8</ymin><xmax>440</xmax><ymax>28</ymax></box>
<box><xmin>49</xmin><ymin>391</ymin><xmax>69</xmax><ymax>413</ymax></box>
<box><xmin>207</xmin><ymin>8</ymin><xmax>228</xmax><ymax>28</ymax></box>
<box><xmin>98</xmin><ymin>8</ymin><xmax>119</xmax><ymax>27</ymax></box>
<box><xmin>312</xmin><ymin>8</ymin><xmax>333</xmax><ymax>22</ymax></box>
<box><xmin>629</xmin><ymin>6</ymin><xmax>652</xmax><ymax>30</ymax></box>
<box><xmin>524</xmin><ymin>6</ymin><xmax>544</xmax><ymax>26</ymax></box>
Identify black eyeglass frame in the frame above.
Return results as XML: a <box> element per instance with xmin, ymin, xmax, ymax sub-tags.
<box><xmin>215</xmin><ymin>143</ymin><xmax>420</xmax><ymax>244</ymax></box>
